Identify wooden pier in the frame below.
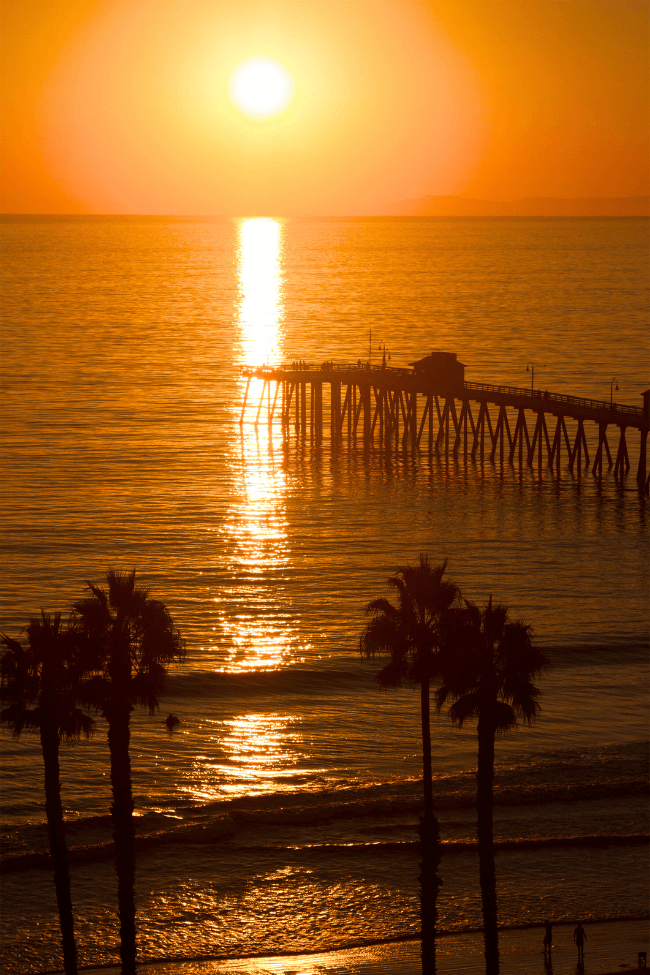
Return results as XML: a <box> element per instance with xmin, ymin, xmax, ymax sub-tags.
<box><xmin>239</xmin><ymin>352</ymin><xmax>649</xmax><ymax>491</ymax></box>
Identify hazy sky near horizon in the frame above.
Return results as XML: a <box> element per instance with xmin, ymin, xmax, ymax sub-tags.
<box><xmin>1</xmin><ymin>0</ymin><xmax>648</xmax><ymax>215</ymax></box>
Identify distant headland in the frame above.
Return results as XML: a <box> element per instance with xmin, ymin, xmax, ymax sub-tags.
<box><xmin>388</xmin><ymin>195</ymin><xmax>650</xmax><ymax>217</ymax></box>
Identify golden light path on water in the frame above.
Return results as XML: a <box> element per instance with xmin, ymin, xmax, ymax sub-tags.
<box><xmin>188</xmin><ymin>219</ymin><xmax>306</xmax><ymax>802</ymax></box>
<box><xmin>191</xmin><ymin>713</ymin><xmax>306</xmax><ymax>799</ymax></box>
<box><xmin>222</xmin><ymin>217</ymin><xmax>290</xmax><ymax>670</ymax></box>
<box><xmin>237</xmin><ymin>217</ymin><xmax>284</xmax><ymax>367</ymax></box>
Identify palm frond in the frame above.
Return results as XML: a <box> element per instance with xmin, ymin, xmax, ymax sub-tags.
<box><xmin>492</xmin><ymin>700</ymin><xmax>517</xmax><ymax>736</ymax></box>
<box><xmin>2</xmin><ymin>608</ymin><xmax>97</xmax><ymax>740</ymax></box>
<box><xmin>375</xmin><ymin>658</ymin><xmax>409</xmax><ymax>689</ymax></box>
<box><xmin>360</xmin><ymin>552</ymin><xmax>461</xmax><ymax>762</ymax></box>
<box><xmin>58</xmin><ymin>707</ymin><xmax>95</xmax><ymax>740</ymax></box>
<box><xmin>437</xmin><ymin>597</ymin><xmax>547</xmax><ymax>730</ymax></box>
<box><xmin>434</xmin><ymin>684</ymin><xmax>451</xmax><ymax>711</ymax></box>
<box><xmin>448</xmin><ymin>692</ymin><xmax>481</xmax><ymax>727</ymax></box>
<box><xmin>365</xmin><ymin>596</ymin><xmax>401</xmax><ymax>619</ymax></box>
<box><xmin>72</xmin><ymin>569</ymin><xmax>184</xmax><ymax>714</ymax></box>
<box><xmin>508</xmin><ymin>681</ymin><xmax>542</xmax><ymax>724</ymax></box>
<box><xmin>360</xmin><ymin>612</ymin><xmax>405</xmax><ymax>659</ymax></box>
<box><xmin>1</xmin><ymin>702</ymin><xmax>41</xmax><ymax>737</ymax></box>
<box><xmin>132</xmin><ymin>661</ymin><xmax>167</xmax><ymax>713</ymax></box>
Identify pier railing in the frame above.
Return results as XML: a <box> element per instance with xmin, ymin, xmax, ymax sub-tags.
<box><xmin>463</xmin><ymin>381</ymin><xmax>644</xmax><ymax>419</ymax></box>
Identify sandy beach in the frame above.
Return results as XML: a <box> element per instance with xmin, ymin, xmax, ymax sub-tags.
<box><xmin>79</xmin><ymin>920</ymin><xmax>649</xmax><ymax>975</ymax></box>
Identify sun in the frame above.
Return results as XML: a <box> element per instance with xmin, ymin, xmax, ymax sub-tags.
<box><xmin>229</xmin><ymin>58</ymin><xmax>294</xmax><ymax>120</ymax></box>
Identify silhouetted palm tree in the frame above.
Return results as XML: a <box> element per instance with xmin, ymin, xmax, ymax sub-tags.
<box><xmin>1</xmin><ymin>612</ymin><xmax>94</xmax><ymax>975</ymax></box>
<box><xmin>436</xmin><ymin>598</ymin><xmax>548</xmax><ymax>975</ymax></box>
<box><xmin>360</xmin><ymin>555</ymin><xmax>460</xmax><ymax>975</ymax></box>
<box><xmin>71</xmin><ymin>570</ymin><xmax>185</xmax><ymax>975</ymax></box>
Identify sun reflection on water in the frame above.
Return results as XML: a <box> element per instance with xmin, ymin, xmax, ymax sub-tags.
<box><xmin>219</xmin><ymin>712</ymin><xmax>303</xmax><ymax>787</ymax></box>
<box><xmin>214</xmin><ymin>218</ymin><xmax>304</xmax><ymax>674</ymax></box>
<box><xmin>236</xmin><ymin>217</ymin><xmax>284</xmax><ymax>368</ymax></box>
<box><xmin>185</xmin><ymin>712</ymin><xmax>309</xmax><ymax>801</ymax></box>
<box><xmin>230</xmin><ymin>435</ymin><xmax>288</xmax><ymax>553</ymax></box>
<box><xmin>216</xmin><ymin>426</ymin><xmax>300</xmax><ymax>672</ymax></box>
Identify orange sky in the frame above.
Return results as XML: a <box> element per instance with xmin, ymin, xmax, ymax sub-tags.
<box><xmin>1</xmin><ymin>0</ymin><xmax>648</xmax><ymax>215</ymax></box>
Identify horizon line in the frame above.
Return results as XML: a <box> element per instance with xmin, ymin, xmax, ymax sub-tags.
<box><xmin>2</xmin><ymin>211</ymin><xmax>649</xmax><ymax>221</ymax></box>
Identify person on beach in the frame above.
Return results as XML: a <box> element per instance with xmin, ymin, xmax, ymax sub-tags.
<box><xmin>543</xmin><ymin>920</ymin><xmax>553</xmax><ymax>953</ymax></box>
<box><xmin>573</xmin><ymin>921</ymin><xmax>586</xmax><ymax>960</ymax></box>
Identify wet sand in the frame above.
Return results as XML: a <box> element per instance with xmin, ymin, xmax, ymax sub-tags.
<box><xmin>81</xmin><ymin>919</ymin><xmax>649</xmax><ymax>974</ymax></box>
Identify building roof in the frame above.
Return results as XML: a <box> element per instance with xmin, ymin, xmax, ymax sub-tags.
<box><xmin>409</xmin><ymin>351</ymin><xmax>466</xmax><ymax>369</ymax></box>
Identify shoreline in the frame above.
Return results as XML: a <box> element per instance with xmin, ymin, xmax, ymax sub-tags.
<box><xmin>56</xmin><ymin>918</ymin><xmax>650</xmax><ymax>975</ymax></box>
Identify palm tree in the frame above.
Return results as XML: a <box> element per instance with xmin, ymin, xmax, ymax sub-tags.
<box><xmin>0</xmin><ymin>611</ymin><xmax>94</xmax><ymax>975</ymax></box>
<box><xmin>436</xmin><ymin>598</ymin><xmax>548</xmax><ymax>975</ymax></box>
<box><xmin>70</xmin><ymin>569</ymin><xmax>184</xmax><ymax>975</ymax></box>
<box><xmin>360</xmin><ymin>555</ymin><xmax>460</xmax><ymax>975</ymax></box>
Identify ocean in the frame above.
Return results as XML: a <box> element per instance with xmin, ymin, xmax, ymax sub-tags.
<box><xmin>0</xmin><ymin>215</ymin><xmax>648</xmax><ymax>974</ymax></box>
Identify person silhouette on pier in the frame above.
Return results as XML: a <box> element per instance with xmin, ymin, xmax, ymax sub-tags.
<box><xmin>573</xmin><ymin>921</ymin><xmax>586</xmax><ymax>961</ymax></box>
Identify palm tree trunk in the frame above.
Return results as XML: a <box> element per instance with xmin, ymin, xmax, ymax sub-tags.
<box><xmin>40</xmin><ymin>723</ymin><xmax>78</xmax><ymax>975</ymax></box>
<box><xmin>421</xmin><ymin>678</ymin><xmax>434</xmax><ymax>819</ymax></box>
<box><xmin>477</xmin><ymin>714</ymin><xmax>499</xmax><ymax>975</ymax></box>
<box><xmin>419</xmin><ymin>677</ymin><xmax>440</xmax><ymax>975</ymax></box>
<box><xmin>107</xmin><ymin>704</ymin><xmax>137</xmax><ymax>975</ymax></box>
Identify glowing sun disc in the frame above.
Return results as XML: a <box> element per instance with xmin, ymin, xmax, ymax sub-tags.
<box><xmin>229</xmin><ymin>58</ymin><xmax>294</xmax><ymax>119</ymax></box>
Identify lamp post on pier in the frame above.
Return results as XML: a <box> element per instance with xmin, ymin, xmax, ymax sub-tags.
<box><xmin>526</xmin><ymin>362</ymin><xmax>535</xmax><ymax>396</ymax></box>
<box><xmin>610</xmin><ymin>378</ymin><xmax>619</xmax><ymax>406</ymax></box>
<box><xmin>526</xmin><ymin>362</ymin><xmax>545</xmax><ymax>397</ymax></box>
<box><xmin>378</xmin><ymin>342</ymin><xmax>391</xmax><ymax>369</ymax></box>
